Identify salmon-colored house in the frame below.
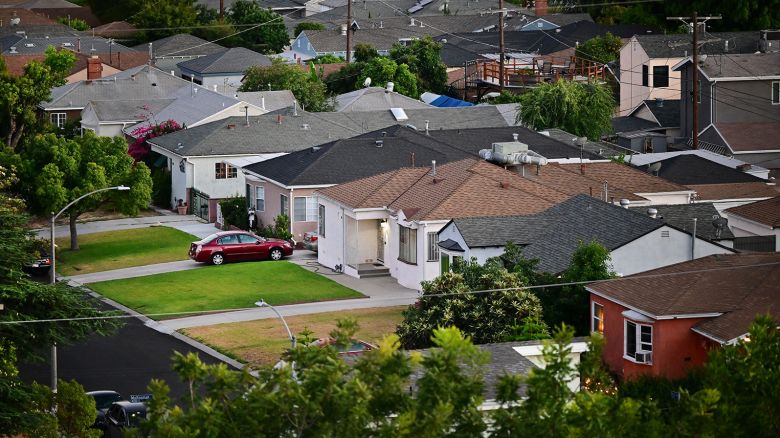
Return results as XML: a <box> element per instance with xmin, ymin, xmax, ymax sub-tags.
<box><xmin>587</xmin><ymin>253</ymin><xmax>780</xmax><ymax>380</ymax></box>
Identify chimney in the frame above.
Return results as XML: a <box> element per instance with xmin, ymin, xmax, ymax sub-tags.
<box><xmin>535</xmin><ymin>0</ymin><xmax>548</xmax><ymax>16</ymax></box>
<box><xmin>87</xmin><ymin>56</ymin><xmax>102</xmax><ymax>80</ymax></box>
<box><xmin>341</xmin><ymin>24</ymin><xmax>347</xmax><ymax>35</ymax></box>
<box><xmin>512</xmin><ymin>133</ymin><xmax>518</xmax><ymax>141</ymax></box>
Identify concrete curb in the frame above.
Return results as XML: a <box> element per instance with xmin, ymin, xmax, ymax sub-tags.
<box><xmin>70</xmin><ymin>280</ymin><xmax>246</xmax><ymax>371</ymax></box>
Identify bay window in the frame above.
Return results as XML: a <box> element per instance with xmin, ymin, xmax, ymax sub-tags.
<box><xmin>398</xmin><ymin>225</ymin><xmax>417</xmax><ymax>264</ymax></box>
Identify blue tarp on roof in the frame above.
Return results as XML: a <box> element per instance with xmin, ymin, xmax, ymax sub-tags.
<box><xmin>429</xmin><ymin>95</ymin><xmax>474</xmax><ymax>107</ymax></box>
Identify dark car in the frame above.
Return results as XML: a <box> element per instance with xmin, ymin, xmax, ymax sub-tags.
<box><xmin>86</xmin><ymin>390</ymin><xmax>122</xmax><ymax>430</ymax></box>
<box><xmin>303</xmin><ymin>232</ymin><xmax>318</xmax><ymax>252</ymax></box>
<box><xmin>23</xmin><ymin>252</ymin><xmax>51</xmax><ymax>276</ymax></box>
<box><xmin>104</xmin><ymin>401</ymin><xmax>147</xmax><ymax>438</ymax></box>
<box><xmin>189</xmin><ymin>231</ymin><xmax>294</xmax><ymax>265</ymax></box>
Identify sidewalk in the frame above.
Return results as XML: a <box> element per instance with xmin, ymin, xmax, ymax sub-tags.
<box><xmin>66</xmin><ymin>260</ymin><xmax>201</xmax><ymax>284</ymax></box>
<box><xmin>37</xmin><ymin>214</ymin><xmax>219</xmax><ymax>239</ymax></box>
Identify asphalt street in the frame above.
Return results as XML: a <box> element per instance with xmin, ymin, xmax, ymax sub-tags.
<box><xmin>19</xmin><ymin>302</ymin><xmax>237</xmax><ymax>402</ymax></box>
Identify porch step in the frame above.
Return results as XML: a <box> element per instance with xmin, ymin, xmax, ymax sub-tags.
<box><xmin>357</xmin><ymin>267</ymin><xmax>390</xmax><ymax>278</ymax></box>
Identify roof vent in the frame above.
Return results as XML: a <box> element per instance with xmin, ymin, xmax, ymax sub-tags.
<box><xmin>512</xmin><ymin>133</ymin><xmax>519</xmax><ymax>141</ymax></box>
<box><xmin>9</xmin><ymin>46</ymin><xmax>17</xmax><ymax>54</ymax></box>
<box><xmin>341</xmin><ymin>24</ymin><xmax>347</xmax><ymax>36</ymax></box>
<box><xmin>655</xmin><ymin>97</ymin><xmax>664</xmax><ymax>107</ymax></box>
<box><xmin>10</xmin><ymin>17</ymin><xmax>20</xmax><ymax>26</ymax></box>
<box><xmin>647</xmin><ymin>208</ymin><xmax>658</xmax><ymax>219</ymax></box>
<box><xmin>620</xmin><ymin>199</ymin><xmax>630</xmax><ymax>209</ymax></box>
<box><xmin>409</xmin><ymin>17</ymin><xmax>415</xmax><ymax>26</ymax></box>
<box><xmin>24</xmin><ymin>43</ymin><xmax>34</xmax><ymax>47</ymax></box>
<box><xmin>647</xmin><ymin>162</ymin><xmax>662</xmax><ymax>176</ymax></box>
<box><xmin>312</xmin><ymin>146</ymin><xmax>321</xmax><ymax>152</ymax></box>
<box><xmin>301</xmin><ymin>123</ymin><xmax>310</xmax><ymax>130</ymax></box>
<box><xmin>375</xmin><ymin>140</ymin><xmax>383</xmax><ymax>147</ymax></box>
<box><xmin>386</xmin><ymin>82</ymin><xmax>394</xmax><ymax>93</ymax></box>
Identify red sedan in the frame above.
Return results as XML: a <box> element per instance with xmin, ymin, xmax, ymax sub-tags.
<box><xmin>189</xmin><ymin>231</ymin><xmax>293</xmax><ymax>265</ymax></box>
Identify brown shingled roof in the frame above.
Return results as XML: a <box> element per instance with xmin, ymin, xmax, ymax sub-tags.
<box><xmin>557</xmin><ymin>162</ymin><xmax>691</xmax><ymax>196</ymax></box>
<box><xmin>588</xmin><ymin>253</ymin><xmax>780</xmax><ymax>343</ymax></box>
<box><xmin>519</xmin><ymin>162</ymin><xmax>644</xmax><ymax>201</ymax></box>
<box><xmin>718</xmin><ymin>122</ymin><xmax>780</xmax><ymax>152</ymax></box>
<box><xmin>0</xmin><ymin>8</ymin><xmax>58</xmax><ymax>26</ymax></box>
<box><xmin>689</xmin><ymin>182</ymin><xmax>779</xmax><ymax>201</ymax></box>
<box><xmin>726</xmin><ymin>196</ymin><xmax>780</xmax><ymax>228</ymax></box>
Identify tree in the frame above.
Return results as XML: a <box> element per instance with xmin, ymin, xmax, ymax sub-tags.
<box><xmin>130</xmin><ymin>0</ymin><xmax>201</xmax><ymax>41</ymax></box>
<box><xmin>0</xmin><ymin>47</ymin><xmax>75</xmax><ymax>150</ymax></box>
<box><xmin>47</xmin><ymin>380</ymin><xmax>102</xmax><ymax>438</ymax></box>
<box><xmin>354</xmin><ymin>43</ymin><xmax>379</xmax><ymax>63</ymax></box>
<box><xmin>357</xmin><ymin>57</ymin><xmax>419</xmax><ymax>98</ymax></box>
<box><xmin>241</xmin><ymin>59</ymin><xmax>333</xmax><ymax>111</ymax></box>
<box><xmin>390</xmin><ymin>37</ymin><xmax>448</xmax><ymax>94</ymax></box>
<box><xmin>396</xmin><ymin>257</ymin><xmax>547</xmax><ymax>349</ymax></box>
<box><xmin>21</xmin><ymin>132</ymin><xmax>152</xmax><ymax>250</ymax></box>
<box><xmin>294</xmin><ymin>21</ymin><xmax>325</xmax><ymax>37</ymax></box>
<box><xmin>576</xmin><ymin>32</ymin><xmax>623</xmax><ymax>64</ymax></box>
<box><xmin>56</xmin><ymin>17</ymin><xmax>90</xmax><ymax>31</ymax></box>
<box><xmin>227</xmin><ymin>0</ymin><xmax>289</xmax><ymax>54</ymax></box>
<box><xmin>312</xmin><ymin>54</ymin><xmax>344</xmax><ymax>64</ymax></box>
<box><xmin>518</xmin><ymin>79</ymin><xmax>615</xmax><ymax>140</ymax></box>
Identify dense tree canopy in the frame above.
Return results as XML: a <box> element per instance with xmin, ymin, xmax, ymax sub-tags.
<box><xmin>241</xmin><ymin>59</ymin><xmax>333</xmax><ymax>111</ymax></box>
<box><xmin>575</xmin><ymin>32</ymin><xmax>623</xmax><ymax>64</ymax></box>
<box><xmin>518</xmin><ymin>79</ymin><xmax>615</xmax><ymax>140</ymax></box>
<box><xmin>357</xmin><ymin>57</ymin><xmax>419</xmax><ymax>98</ymax></box>
<box><xmin>227</xmin><ymin>0</ymin><xmax>289</xmax><ymax>53</ymax></box>
<box><xmin>294</xmin><ymin>21</ymin><xmax>325</xmax><ymax>37</ymax></box>
<box><xmin>130</xmin><ymin>0</ymin><xmax>201</xmax><ymax>41</ymax></box>
<box><xmin>389</xmin><ymin>37</ymin><xmax>448</xmax><ymax>95</ymax></box>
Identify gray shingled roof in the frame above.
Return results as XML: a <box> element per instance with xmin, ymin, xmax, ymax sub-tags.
<box><xmin>177</xmin><ymin>47</ymin><xmax>271</xmax><ymax>75</ymax></box>
<box><xmin>524</xmin><ymin>13</ymin><xmax>592</xmax><ymax>28</ymax></box>
<box><xmin>88</xmin><ymin>99</ymin><xmax>174</xmax><ymax>122</ymax></box>
<box><xmin>335</xmin><ymin>87</ymin><xmax>432</xmax><ymax>112</ymax></box>
<box><xmin>639</xmin><ymin>203</ymin><xmax>735</xmax><ymax>241</ymax></box>
<box><xmin>699</xmin><ymin>51</ymin><xmax>780</xmax><ymax>79</ymax></box>
<box><xmin>1</xmin><ymin>35</ymin><xmax>134</xmax><ymax>55</ymax></box>
<box><xmin>150</xmin><ymin>105</ymin><xmax>510</xmax><ymax>156</ymax></box>
<box><xmin>634</xmin><ymin>31</ymin><xmax>759</xmax><ymax>58</ymax></box>
<box><xmin>611</xmin><ymin>116</ymin><xmax>660</xmax><ymax>134</ymax></box>
<box><xmin>637</xmin><ymin>99</ymin><xmax>680</xmax><ymax>128</ymax></box>
<box><xmin>633</xmin><ymin>154</ymin><xmax>764</xmax><ymax>185</ymax></box>
<box><xmin>449</xmin><ymin>215</ymin><xmax>552</xmax><ymax>248</ymax></box>
<box><xmin>229</xmin><ymin>90</ymin><xmax>296</xmax><ymax>112</ymax></box>
<box><xmin>137</xmin><ymin>33</ymin><xmax>225</xmax><ymax>58</ymax></box>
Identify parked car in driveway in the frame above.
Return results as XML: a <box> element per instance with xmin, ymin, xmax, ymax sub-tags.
<box><xmin>189</xmin><ymin>231</ymin><xmax>294</xmax><ymax>265</ymax></box>
<box><xmin>23</xmin><ymin>250</ymin><xmax>51</xmax><ymax>277</ymax></box>
<box><xmin>303</xmin><ymin>231</ymin><xmax>318</xmax><ymax>252</ymax></box>
<box><xmin>104</xmin><ymin>401</ymin><xmax>147</xmax><ymax>438</ymax></box>
<box><xmin>86</xmin><ymin>390</ymin><xmax>122</xmax><ymax>430</ymax></box>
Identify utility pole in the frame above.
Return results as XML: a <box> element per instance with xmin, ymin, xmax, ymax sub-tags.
<box><xmin>498</xmin><ymin>0</ymin><xmax>505</xmax><ymax>91</ymax></box>
<box><xmin>667</xmin><ymin>13</ymin><xmax>721</xmax><ymax>150</ymax></box>
<box><xmin>346</xmin><ymin>0</ymin><xmax>352</xmax><ymax>63</ymax></box>
<box><xmin>220</xmin><ymin>0</ymin><xmax>224</xmax><ymax>21</ymax></box>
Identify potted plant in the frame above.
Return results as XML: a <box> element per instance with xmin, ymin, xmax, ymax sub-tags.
<box><xmin>177</xmin><ymin>200</ymin><xmax>188</xmax><ymax>215</ymax></box>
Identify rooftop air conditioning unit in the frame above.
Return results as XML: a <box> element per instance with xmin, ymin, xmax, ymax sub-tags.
<box><xmin>634</xmin><ymin>351</ymin><xmax>652</xmax><ymax>364</ymax></box>
<box><xmin>492</xmin><ymin>141</ymin><xmax>528</xmax><ymax>155</ymax></box>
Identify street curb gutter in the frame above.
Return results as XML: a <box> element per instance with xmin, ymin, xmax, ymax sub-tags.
<box><xmin>70</xmin><ymin>280</ymin><xmax>246</xmax><ymax>371</ymax></box>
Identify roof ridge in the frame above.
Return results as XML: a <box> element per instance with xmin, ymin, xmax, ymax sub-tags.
<box><xmin>288</xmin><ymin>140</ymin><xmax>341</xmax><ymax>186</ymax></box>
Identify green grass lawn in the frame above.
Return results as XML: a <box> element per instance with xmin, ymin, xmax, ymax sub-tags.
<box><xmin>88</xmin><ymin>261</ymin><xmax>365</xmax><ymax>318</ymax></box>
<box><xmin>55</xmin><ymin>227</ymin><xmax>196</xmax><ymax>275</ymax></box>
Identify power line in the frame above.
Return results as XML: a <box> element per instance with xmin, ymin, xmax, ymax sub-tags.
<box><xmin>2</xmin><ymin>260</ymin><xmax>778</xmax><ymax>325</ymax></box>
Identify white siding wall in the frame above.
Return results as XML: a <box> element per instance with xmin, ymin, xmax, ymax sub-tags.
<box><xmin>192</xmin><ymin>103</ymin><xmax>267</xmax><ymax>128</ymax></box>
<box><xmin>724</xmin><ymin>215</ymin><xmax>780</xmax><ymax>251</ymax></box>
<box><xmin>316</xmin><ymin>198</ymin><xmax>345</xmax><ymax>271</ymax></box>
<box><xmin>631</xmin><ymin>193</ymin><xmax>692</xmax><ymax>206</ymax></box>
<box><xmin>610</xmin><ymin>225</ymin><xmax>732</xmax><ymax>275</ymax></box>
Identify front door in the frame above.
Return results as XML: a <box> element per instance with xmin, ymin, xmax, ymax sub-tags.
<box><xmin>376</xmin><ymin>221</ymin><xmax>384</xmax><ymax>262</ymax></box>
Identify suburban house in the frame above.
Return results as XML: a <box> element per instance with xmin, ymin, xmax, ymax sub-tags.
<box><xmin>687</xmin><ymin>182</ymin><xmax>779</xmax><ymax>212</ymax></box>
<box><xmin>618</xmin><ymin>30</ymin><xmax>760</xmax><ymax>115</ymax></box>
<box><xmin>91</xmin><ymin>21</ymin><xmax>138</xmax><ymax>39</ymax></box>
<box><xmin>516</xmin><ymin>12</ymin><xmax>592</xmax><ymax>31</ymax></box>
<box><xmin>724</xmin><ymin>196</ymin><xmax>780</xmax><ymax>252</ymax></box>
<box><xmin>315</xmin><ymin>158</ymin><xmax>570</xmax><ymax>289</ymax></box>
<box><xmin>437</xmin><ymin>194</ymin><xmax>733</xmax><ymax>276</ymax></box>
<box><xmin>242</xmin><ymin>124</ymin><xmax>601</xmax><ymax>241</ymax></box>
<box><xmin>3</xmin><ymin>51</ymin><xmax>149</xmax><ymax>83</ymax></box>
<box><xmin>147</xmin><ymin>105</ymin><xmax>511</xmax><ymax>221</ymax></box>
<box><xmin>137</xmin><ymin>34</ymin><xmax>226</xmax><ymax>78</ymax></box>
<box><xmin>635</xmin><ymin>203</ymin><xmax>735</xmax><ymax>248</ymax></box>
<box><xmin>222</xmin><ymin>90</ymin><xmax>297</xmax><ymax>112</ymax></box>
<box><xmin>587</xmin><ymin>252</ymin><xmax>780</xmax><ymax>380</ymax></box>
<box><xmin>334</xmin><ymin>86</ymin><xmax>432</xmax><ymax>112</ymax></box>
<box><xmin>674</xmin><ymin>51</ymin><xmax>780</xmax><ymax>167</ymax></box>
<box><xmin>177</xmin><ymin>47</ymin><xmax>272</xmax><ymax>92</ymax></box>
<box><xmin>611</xmin><ymin>99</ymin><xmax>680</xmax><ymax>153</ymax></box>
<box><xmin>626</xmin><ymin>149</ymin><xmax>771</xmax><ymax>180</ymax></box>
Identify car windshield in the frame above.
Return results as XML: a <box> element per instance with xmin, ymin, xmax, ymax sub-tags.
<box><xmin>91</xmin><ymin>393</ymin><xmax>122</xmax><ymax>410</ymax></box>
<box><xmin>202</xmin><ymin>233</ymin><xmax>221</xmax><ymax>243</ymax></box>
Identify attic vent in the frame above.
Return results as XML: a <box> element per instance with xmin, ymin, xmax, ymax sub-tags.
<box><xmin>24</xmin><ymin>43</ymin><xmax>34</xmax><ymax>47</ymax></box>
<box><xmin>300</xmin><ymin>123</ymin><xmax>310</xmax><ymax>130</ymax></box>
<box><xmin>390</xmin><ymin>107</ymin><xmax>408</xmax><ymax>121</ymax></box>
<box><xmin>62</xmin><ymin>42</ymin><xmax>74</xmax><ymax>47</ymax></box>
<box><xmin>375</xmin><ymin>140</ymin><xmax>383</xmax><ymax>147</ymax></box>
<box><xmin>9</xmin><ymin>46</ymin><xmax>17</xmax><ymax>54</ymax></box>
<box><xmin>661</xmin><ymin>230</ymin><xmax>670</xmax><ymax>238</ymax></box>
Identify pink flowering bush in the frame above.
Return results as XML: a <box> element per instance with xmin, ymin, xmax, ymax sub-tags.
<box><xmin>128</xmin><ymin>119</ymin><xmax>182</xmax><ymax>161</ymax></box>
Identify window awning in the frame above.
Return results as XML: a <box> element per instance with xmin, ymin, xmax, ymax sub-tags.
<box><xmin>438</xmin><ymin>238</ymin><xmax>465</xmax><ymax>252</ymax></box>
<box><xmin>622</xmin><ymin>309</ymin><xmax>654</xmax><ymax>323</ymax></box>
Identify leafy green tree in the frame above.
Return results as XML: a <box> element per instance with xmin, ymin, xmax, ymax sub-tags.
<box><xmin>56</xmin><ymin>17</ymin><xmax>90</xmax><ymax>31</ymax></box>
<box><xmin>294</xmin><ymin>21</ymin><xmax>325</xmax><ymax>37</ymax></box>
<box><xmin>21</xmin><ymin>132</ymin><xmax>152</xmax><ymax>250</ymax></box>
<box><xmin>575</xmin><ymin>32</ymin><xmax>623</xmax><ymax>64</ymax></box>
<box><xmin>390</xmin><ymin>37</ymin><xmax>448</xmax><ymax>94</ymax></box>
<box><xmin>357</xmin><ymin>57</ymin><xmax>419</xmax><ymax>98</ymax></box>
<box><xmin>0</xmin><ymin>46</ymin><xmax>75</xmax><ymax>150</ymax></box>
<box><xmin>324</xmin><ymin>62</ymin><xmax>364</xmax><ymax>94</ymax></box>
<box><xmin>130</xmin><ymin>0</ymin><xmax>201</xmax><ymax>41</ymax></box>
<box><xmin>227</xmin><ymin>0</ymin><xmax>288</xmax><ymax>53</ymax></box>
<box><xmin>354</xmin><ymin>43</ymin><xmax>379</xmax><ymax>63</ymax></box>
<box><xmin>518</xmin><ymin>79</ymin><xmax>615</xmax><ymax>140</ymax></box>
<box><xmin>312</xmin><ymin>54</ymin><xmax>344</xmax><ymax>64</ymax></box>
<box><xmin>47</xmin><ymin>380</ymin><xmax>102</xmax><ymax>438</ymax></box>
<box><xmin>241</xmin><ymin>59</ymin><xmax>333</xmax><ymax>111</ymax></box>
<box><xmin>396</xmin><ymin>257</ymin><xmax>547</xmax><ymax>349</ymax></box>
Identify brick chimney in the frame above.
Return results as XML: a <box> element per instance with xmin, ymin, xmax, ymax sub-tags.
<box><xmin>87</xmin><ymin>56</ymin><xmax>102</xmax><ymax>80</ymax></box>
<box><xmin>535</xmin><ymin>0</ymin><xmax>548</xmax><ymax>16</ymax></box>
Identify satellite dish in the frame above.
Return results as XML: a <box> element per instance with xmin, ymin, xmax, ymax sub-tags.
<box><xmin>363</xmin><ymin>77</ymin><xmax>371</xmax><ymax>88</ymax></box>
<box><xmin>10</xmin><ymin>17</ymin><xmax>21</xmax><ymax>26</ymax></box>
<box><xmin>647</xmin><ymin>162</ymin><xmax>662</xmax><ymax>175</ymax></box>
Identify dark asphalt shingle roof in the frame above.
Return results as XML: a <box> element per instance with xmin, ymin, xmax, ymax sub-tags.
<box><xmin>177</xmin><ymin>47</ymin><xmax>272</xmax><ymax>74</ymax></box>
<box><xmin>137</xmin><ymin>33</ymin><xmax>225</xmax><ymax>58</ymax></box>
<box><xmin>635</xmin><ymin>154</ymin><xmax>765</xmax><ymax>185</ymax></box>
<box><xmin>635</xmin><ymin>99</ymin><xmax>681</xmax><ymax>128</ymax></box>
<box><xmin>611</xmin><ymin>116</ymin><xmax>660</xmax><ymax>133</ymax></box>
<box><xmin>150</xmin><ymin>105</ymin><xmax>511</xmax><ymax>156</ymax></box>
<box><xmin>634</xmin><ymin>31</ymin><xmax>760</xmax><ymax>58</ymax></box>
<box><xmin>639</xmin><ymin>203</ymin><xmax>735</xmax><ymax>241</ymax></box>
<box><xmin>449</xmin><ymin>214</ymin><xmax>551</xmax><ymax>248</ymax></box>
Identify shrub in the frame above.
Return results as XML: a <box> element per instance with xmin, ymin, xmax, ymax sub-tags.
<box><xmin>219</xmin><ymin>196</ymin><xmax>249</xmax><ymax>230</ymax></box>
<box><xmin>151</xmin><ymin>168</ymin><xmax>172</xmax><ymax>209</ymax></box>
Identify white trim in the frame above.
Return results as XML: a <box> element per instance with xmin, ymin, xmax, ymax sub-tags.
<box><xmin>724</xmin><ymin>212</ymin><xmax>777</xmax><ymax>231</ymax></box>
<box><xmin>591</xmin><ymin>300</ymin><xmax>604</xmax><ymax>334</ymax></box>
<box><xmin>513</xmin><ymin>342</ymin><xmax>589</xmax><ymax>357</ymax></box>
<box><xmin>587</xmin><ymin>288</ymin><xmax>723</xmax><ymax>320</ymax></box>
<box><xmin>712</xmin><ymin>75</ymin><xmax>780</xmax><ymax>82</ymax></box>
<box><xmin>690</xmin><ymin>326</ymin><xmax>728</xmax><ymax>345</ymax></box>
<box><xmin>621</xmin><ymin>309</ymin><xmax>654</xmax><ymax>323</ymax></box>
<box><xmin>623</xmin><ymin>319</ymin><xmax>653</xmax><ymax>365</ymax></box>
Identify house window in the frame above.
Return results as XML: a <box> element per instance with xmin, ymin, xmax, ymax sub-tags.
<box><xmin>215</xmin><ymin>163</ymin><xmax>237</xmax><ymax>179</ymax></box>
<box><xmin>280</xmin><ymin>194</ymin><xmax>289</xmax><ymax>217</ymax></box>
<box><xmin>642</xmin><ymin>65</ymin><xmax>648</xmax><ymax>87</ymax></box>
<box><xmin>625</xmin><ymin>320</ymin><xmax>653</xmax><ymax>363</ymax></box>
<box><xmin>592</xmin><ymin>302</ymin><xmax>604</xmax><ymax>334</ymax></box>
<box><xmin>398</xmin><ymin>225</ymin><xmax>417</xmax><ymax>264</ymax></box>
<box><xmin>427</xmin><ymin>232</ymin><xmax>439</xmax><ymax>261</ymax></box>
<box><xmin>773</xmin><ymin>81</ymin><xmax>780</xmax><ymax>105</ymax></box>
<box><xmin>293</xmin><ymin>196</ymin><xmax>317</xmax><ymax>222</ymax></box>
<box><xmin>50</xmin><ymin>112</ymin><xmax>66</xmax><ymax>128</ymax></box>
<box><xmin>255</xmin><ymin>186</ymin><xmax>265</xmax><ymax>211</ymax></box>
<box><xmin>652</xmin><ymin>65</ymin><xmax>669</xmax><ymax>88</ymax></box>
<box><xmin>318</xmin><ymin>204</ymin><xmax>325</xmax><ymax>237</ymax></box>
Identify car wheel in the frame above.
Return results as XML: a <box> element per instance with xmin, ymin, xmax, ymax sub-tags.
<box><xmin>270</xmin><ymin>248</ymin><xmax>283</xmax><ymax>261</ymax></box>
<box><xmin>211</xmin><ymin>253</ymin><xmax>225</xmax><ymax>265</ymax></box>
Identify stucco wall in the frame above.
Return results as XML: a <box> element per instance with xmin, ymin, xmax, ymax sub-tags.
<box><xmin>619</xmin><ymin>39</ymin><xmax>682</xmax><ymax>115</ymax></box>
<box><xmin>316</xmin><ymin>197</ymin><xmax>345</xmax><ymax>271</ymax></box>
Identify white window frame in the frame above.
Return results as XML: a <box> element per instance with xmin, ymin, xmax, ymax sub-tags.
<box><xmin>215</xmin><ymin>163</ymin><xmax>237</xmax><ymax>179</ymax></box>
<box><xmin>51</xmin><ymin>112</ymin><xmax>66</xmax><ymax>128</ymax></box>
<box><xmin>255</xmin><ymin>186</ymin><xmax>265</xmax><ymax>212</ymax></box>
<box><xmin>398</xmin><ymin>225</ymin><xmax>417</xmax><ymax>265</ymax></box>
<box><xmin>318</xmin><ymin>204</ymin><xmax>325</xmax><ymax>237</ymax></box>
<box><xmin>624</xmin><ymin>319</ymin><xmax>653</xmax><ymax>364</ymax></box>
<box><xmin>772</xmin><ymin>81</ymin><xmax>780</xmax><ymax>105</ymax></box>
<box><xmin>427</xmin><ymin>232</ymin><xmax>440</xmax><ymax>262</ymax></box>
<box><xmin>592</xmin><ymin>302</ymin><xmax>604</xmax><ymax>334</ymax></box>
<box><xmin>293</xmin><ymin>196</ymin><xmax>317</xmax><ymax>222</ymax></box>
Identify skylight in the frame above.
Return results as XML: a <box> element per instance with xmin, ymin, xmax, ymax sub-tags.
<box><xmin>390</xmin><ymin>107</ymin><xmax>408</xmax><ymax>121</ymax></box>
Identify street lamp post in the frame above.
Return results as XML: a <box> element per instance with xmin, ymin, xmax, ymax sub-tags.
<box><xmin>255</xmin><ymin>299</ymin><xmax>296</xmax><ymax>349</ymax></box>
<box><xmin>48</xmin><ymin>185</ymin><xmax>130</xmax><ymax>392</ymax></box>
